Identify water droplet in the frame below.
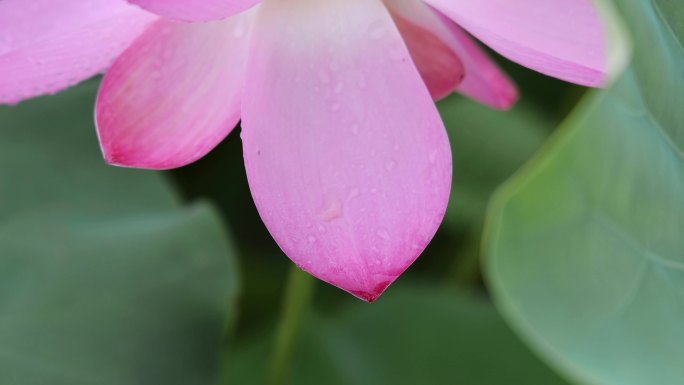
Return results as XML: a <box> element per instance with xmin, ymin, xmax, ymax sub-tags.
<box><xmin>376</xmin><ymin>228</ymin><xmax>390</xmax><ymax>240</ymax></box>
<box><xmin>347</xmin><ymin>188</ymin><xmax>360</xmax><ymax>201</ymax></box>
<box><xmin>319</xmin><ymin>198</ymin><xmax>342</xmax><ymax>221</ymax></box>
<box><xmin>429</xmin><ymin>150</ymin><xmax>438</xmax><ymax>164</ymax></box>
<box><xmin>385</xmin><ymin>160</ymin><xmax>396</xmax><ymax>171</ymax></box>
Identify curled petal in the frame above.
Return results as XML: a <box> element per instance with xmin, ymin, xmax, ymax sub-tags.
<box><xmin>423</xmin><ymin>0</ymin><xmax>608</xmax><ymax>86</ymax></box>
<box><xmin>242</xmin><ymin>0</ymin><xmax>452</xmax><ymax>301</ymax></box>
<box><xmin>96</xmin><ymin>14</ymin><xmax>253</xmax><ymax>169</ymax></box>
<box><xmin>0</xmin><ymin>0</ymin><xmax>156</xmax><ymax>105</ymax></box>
<box><xmin>127</xmin><ymin>0</ymin><xmax>260</xmax><ymax>22</ymax></box>
<box><xmin>385</xmin><ymin>1</ymin><xmax>465</xmax><ymax>101</ymax></box>
<box><xmin>387</xmin><ymin>0</ymin><xmax>517</xmax><ymax>108</ymax></box>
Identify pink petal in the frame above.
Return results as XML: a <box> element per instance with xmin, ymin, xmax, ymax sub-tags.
<box><xmin>423</xmin><ymin>0</ymin><xmax>607</xmax><ymax>86</ymax></box>
<box><xmin>242</xmin><ymin>0</ymin><xmax>452</xmax><ymax>302</ymax></box>
<box><xmin>96</xmin><ymin>14</ymin><xmax>253</xmax><ymax>170</ymax></box>
<box><xmin>385</xmin><ymin>2</ymin><xmax>465</xmax><ymax>101</ymax></box>
<box><xmin>387</xmin><ymin>0</ymin><xmax>517</xmax><ymax>108</ymax></box>
<box><xmin>127</xmin><ymin>0</ymin><xmax>260</xmax><ymax>22</ymax></box>
<box><xmin>0</xmin><ymin>0</ymin><xmax>156</xmax><ymax>105</ymax></box>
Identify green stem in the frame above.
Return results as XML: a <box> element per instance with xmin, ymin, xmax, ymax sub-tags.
<box><xmin>267</xmin><ymin>265</ymin><xmax>315</xmax><ymax>385</ymax></box>
<box><xmin>447</xmin><ymin>229</ymin><xmax>484</xmax><ymax>290</ymax></box>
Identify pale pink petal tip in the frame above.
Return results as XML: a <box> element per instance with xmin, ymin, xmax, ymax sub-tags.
<box><xmin>486</xmin><ymin>72</ymin><xmax>518</xmax><ymax>110</ymax></box>
<box><xmin>127</xmin><ymin>0</ymin><xmax>260</xmax><ymax>21</ymax></box>
<box><xmin>96</xmin><ymin>15</ymin><xmax>252</xmax><ymax>170</ymax></box>
<box><xmin>242</xmin><ymin>0</ymin><xmax>452</xmax><ymax>301</ymax></box>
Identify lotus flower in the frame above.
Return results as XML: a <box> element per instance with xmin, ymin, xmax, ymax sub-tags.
<box><xmin>0</xmin><ymin>0</ymin><xmax>621</xmax><ymax>301</ymax></box>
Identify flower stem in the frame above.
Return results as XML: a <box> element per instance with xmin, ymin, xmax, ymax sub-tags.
<box><xmin>447</xmin><ymin>230</ymin><xmax>483</xmax><ymax>289</ymax></box>
<box><xmin>267</xmin><ymin>265</ymin><xmax>315</xmax><ymax>385</ymax></box>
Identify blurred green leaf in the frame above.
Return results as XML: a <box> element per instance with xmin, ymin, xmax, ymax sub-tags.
<box><xmin>435</xmin><ymin>97</ymin><xmax>553</xmax><ymax>286</ymax></box>
<box><xmin>485</xmin><ymin>1</ymin><xmax>684</xmax><ymax>384</ymax></box>
<box><xmin>438</xmin><ymin>96</ymin><xmax>553</xmax><ymax>231</ymax></box>
<box><xmin>0</xmin><ymin>82</ymin><xmax>239</xmax><ymax>385</ymax></box>
<box><xmin>171</xmin><ymin>135</ymin><xmax>290</xmax><ymax>335</ymax></box>
<box><xmin>223</xmin><ymin>288</ymin><xmax>569</xmax><ymax>385</ymax></box>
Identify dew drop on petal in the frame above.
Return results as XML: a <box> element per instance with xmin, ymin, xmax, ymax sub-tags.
<box><xmin>347</xmin><ymin>188</ymin><xmax>360</xmax><ymax>201</ymax></box>
<box><xmin>376</xmin><ymin>228</ymin><xmax>390</xmax><ymax>241</ymax></box>
<box><xmin>429</xmin><ymin>150</ymin><xmax>438</xmax><ymax>164</ymax></box>
<box><xmin>319</xmin><ymin>198</ymin><xmax>342</xmax><ymax>222</ymax></box>
<box><xmin>385</xmin><ymin>160</ymin><xmax>397</xmax><ymax>171</ymax></box>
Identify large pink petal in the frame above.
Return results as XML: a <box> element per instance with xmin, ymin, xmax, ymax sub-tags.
<box><xmin>127</xmin><ymin>0</ymin><xmax>260</xmax><ymax>22</ymax></box>
<box><xmin>0</xmin><ymin>0</ymin><xmax>156</xmax><ymax>105</ymax></box>
<box><xmin>242</xmin><ymin>0</ymin><xmax>452</xmax><ymax>301</ymax></box>
<box><xmin>422</xmin><ymin>0</ymin><xmax>607</xmax><ymax>86</ymax></box>
<box><xmin>96</xmin><ymin>14</ymin><xmax>253</xmax><ymax>170</ymax></box>
<box><xmin>387</xmin><ymin>0</ymin><xmax>517</xmax><ymax>108</ymax></box>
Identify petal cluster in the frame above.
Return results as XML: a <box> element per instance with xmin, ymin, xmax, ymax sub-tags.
<box><xmin>0</xmin><ymin>0</ymin><xmax>619</xmax><ymax>301</ymax></box>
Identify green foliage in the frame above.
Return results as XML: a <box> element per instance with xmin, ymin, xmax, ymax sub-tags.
<box><xmin>3</xmin><ymin>0</ymin><xmax>683</xmax><ymax>383</ymax></box>
<box><xmin>0</xmin><ymin>82</ymin><xmax>240</xmax><ymax>385</ymax></box>
<box><xmin>484</xmin><ymin>1</ymin><xmax>684</xmax><ymax>384</ymax></box>
<box><xmin>223</xmin><ymin>288</ymin><xmax>569</xmax><ymax>385</ymax></box>
<box><xmin>440</xmin><ymin>96</ymin><xmax>553</xmax><ymax>230</ymax></box>
<box><xmin>435</xmin><ymin>96</ymin><xmax>553</xmax><ymax>286</ymax></box>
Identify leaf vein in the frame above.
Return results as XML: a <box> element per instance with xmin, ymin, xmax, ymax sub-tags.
<box><xmin>591</xmin><ymin>213</ymin><xmax>684</xmax><ymax>272</ymax></box>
